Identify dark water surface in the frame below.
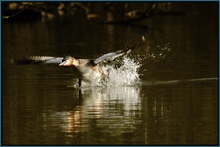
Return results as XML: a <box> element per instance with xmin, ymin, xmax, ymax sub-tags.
<box><xmin>2</xmin><ymin>3</ymin><xmax>218</xmax><ymax>145</ymax></box>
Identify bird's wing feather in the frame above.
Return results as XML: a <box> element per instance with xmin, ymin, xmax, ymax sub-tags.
<box><xmin>94</xmin><ymin>48</ymin><xmax>131</xmax><ymax>64</ymax></box>
<box><xmin>94</xmin><ymin>36</ymin><xmax>145</xmax><ymax>64</ymax></box>
<box><xmin>11</xmin><ymin>56</ymin><xmax>63</xmax><ymax>65</ymax></box>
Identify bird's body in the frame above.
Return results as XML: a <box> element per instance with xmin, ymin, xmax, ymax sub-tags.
<box><xmin>64</xmin><ymin>58</ymin><xmax>105</xmax><ymax>86</ymax></box>
<box><xmin>12</xmin><ymin>49</ymin><xmax>131</xmax><ymax>86</ymax></box>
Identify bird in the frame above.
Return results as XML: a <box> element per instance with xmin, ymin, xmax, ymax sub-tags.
<box><xmin>12</xmin><ymin>36</ymin><xmax>145</xmax><ymax>87</ymax></box>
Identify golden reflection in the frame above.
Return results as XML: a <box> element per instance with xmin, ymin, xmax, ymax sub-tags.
<box><xmin>42</xmin><ymin>86</ymin><xmax>142</xmax><ymax>137</ymax></box>
<box><xmin>42</xmin><ymin>110</ymin><xmax>75</xmax><ymax>137</ymax></box>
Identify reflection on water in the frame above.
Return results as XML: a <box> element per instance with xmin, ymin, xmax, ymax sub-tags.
<box><xmin>4</xmin><ymin>78</ymin><xmax>216</xmax><ymax>145</ymax></box>
<box><xmin>42</xmin><ymin>86</ymin><xmax>141</xmax><ymax>144</ymax></box>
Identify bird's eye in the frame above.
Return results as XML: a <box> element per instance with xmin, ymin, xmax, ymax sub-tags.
<box><xmin>63</xmin><ymin>55</ymin><xmax>71</xmax><ymax>61</ymax></box>
<box><xmin>62</xmin><ymin>56</ymin><xmax>69</xmax><ymax>62</ymax></box>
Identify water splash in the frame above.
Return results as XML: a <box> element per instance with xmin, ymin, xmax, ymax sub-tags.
<box><xmin>101</xmin><ymin>56</ymin><xmax>141</xmax><ymax>87</ymax></box>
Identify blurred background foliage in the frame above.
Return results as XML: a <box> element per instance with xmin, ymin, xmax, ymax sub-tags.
<box><xmin>2</xmin><ymin>2</ymin><xmax>186</xmax><ymax>23</ymax></box>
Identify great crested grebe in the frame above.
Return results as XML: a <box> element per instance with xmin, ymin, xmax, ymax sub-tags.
<box><xmin>12</xmin><ymin>36</ymin><xmax>145</xmax><ymax>87</ymax></box>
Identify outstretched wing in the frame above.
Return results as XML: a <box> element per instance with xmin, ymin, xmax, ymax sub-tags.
<box><xmin>94</xmin><ymin>36</ymin><xmax>145</xmax><ymax>64</ymax></box>
<box><xmin>11</xmin><ymin>56</ymin><xmax>63</xmax><ymax>65</ymax></box>
<box><xmin>93</xmin><ymin>48</ymin><xmax>131</xmax><ymax>64</ymax></box>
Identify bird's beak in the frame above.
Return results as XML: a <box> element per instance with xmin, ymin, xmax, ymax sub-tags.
<box><xmin>59</xmin><ymin>60</ymin><xmax>67</xmax><ymax>66</ymax></box>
